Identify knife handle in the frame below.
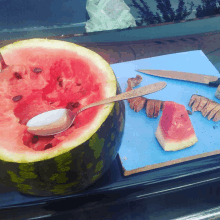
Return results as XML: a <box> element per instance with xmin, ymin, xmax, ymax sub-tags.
<box><xmin>209</xmin><ymin>78</ymin><xmax>220</xmax><ymax>87</ymax></box>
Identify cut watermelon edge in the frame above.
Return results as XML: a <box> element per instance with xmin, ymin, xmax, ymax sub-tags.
<box><xmin>0</xmin><ymin>39</ymin><xmax>117</xmax><ymax>163</ymax></box>
<box><xmin>155</xmin><ymin>125</ymin><xmax>198</xmax><ymax>151</ymax></box>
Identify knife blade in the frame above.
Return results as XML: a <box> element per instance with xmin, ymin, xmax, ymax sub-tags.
<box><xmin>136</xmin><ymin>69</ymin><xmax>220</xmax><ymax>87</ymax></box>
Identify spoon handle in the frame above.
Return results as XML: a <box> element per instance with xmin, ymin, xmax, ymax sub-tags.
<box><xmin>78</xmin><ymin>82</ymin><xmax>166</xmax><ymax>113</ymax></box>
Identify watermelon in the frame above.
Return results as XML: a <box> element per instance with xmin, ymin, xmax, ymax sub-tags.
<box><xmin>0</xmin><ymin>39</ymin><xmax>125</xmax><ymax>196</ymax></box>
<box><xmin>155</xmin><ymin>101</ymin><xmax>198</xmax><ymax>151</ymax></box>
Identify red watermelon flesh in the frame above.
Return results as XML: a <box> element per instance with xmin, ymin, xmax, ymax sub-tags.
<box><xmin>0</xmin><ymin>43</ymin><xmax>115</xmax><ymax>153</ymax></box>
<box><xmin>155</xmin><ymin>101</ymin><xmax>198</xmax><ymax>151</ymax></box>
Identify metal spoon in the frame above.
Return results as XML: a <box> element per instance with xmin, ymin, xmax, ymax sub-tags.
<box><xmin>27</xmin><ymin>81</ymin><xmax>166</xmax><ymax>136</ymax></box>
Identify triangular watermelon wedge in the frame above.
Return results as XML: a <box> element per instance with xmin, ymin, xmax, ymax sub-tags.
<box><xmin>155</xmin><ymin>101</ymin><xmax>198</xmax><ymax>151</ymax></box>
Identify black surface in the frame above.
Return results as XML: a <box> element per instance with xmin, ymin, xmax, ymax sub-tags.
<box><xmin>2</xmin><ymin>159</ymin><xmax>220</xmax><ymax>219</ymax></box>
<box><xmin>2</xmin><ymin>153</ymin><xmax>220</xmax><ymax>215</ymax></box>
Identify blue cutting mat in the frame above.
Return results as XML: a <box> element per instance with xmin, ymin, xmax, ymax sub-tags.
<box><xmin>110</xmin><ymin>50</ymin><xmax>220</xmax><ymax>175</ymax></box>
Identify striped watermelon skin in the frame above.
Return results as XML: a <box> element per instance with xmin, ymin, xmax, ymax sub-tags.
<box><xmin>0</xmin><ymin>83</ymin><xmax>125</xmax><ymax>196</ymax></box>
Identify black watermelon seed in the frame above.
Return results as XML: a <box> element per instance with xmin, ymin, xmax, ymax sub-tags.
<box><xmin>66</xmin><ymin>102</ymin><xmax>80</xmax><ymax>110</ymax></box>
<box><xmin>32</xmin><ymin>135</ymin><xmax>39</xmax><ymax>144</ymax></box>
<box><xmin>66</xmin><ymin>102</ymin><xmax>75</xmax><ymax>110</ymax></box>
<box><xmin>33</xmin><ymin>68</ymin><xmax>42</xmax><ymax>74</ymax></box>
<box><xmin>57</xmin><ymin>76</ymin><xmax>63</xmax><ymax>87</ymax></box>
<box><xmin>14</xmin><ymin>72</ymin><xmax>22</xmax><ymax>79</ymax></box>
<box><xmin>73</xmin><ymin>102</ymin><xmax>80</xmax><ymax>108</ymax></box>
<box><xmin>45</xmin><ymin>143</ymin><xmax>53</xmax><ymax>150</ymax></box>
<box><xmin>69</xmin><ymin>123</ymin><xmax>75</xmax><ymax>128</ymax></box>
<box><xmin>0</xmin><ymin>53</ymin><xmax>8</xmax><ymax>70</ymax></box>
<box><xmin>12</xmin><ymin>95</ymin><xmax>23</xmax><ymax>102</ymax></box>
<box><xmin>58</xmin><ymin>80</ymin><xmax>63</xmax><ymax>87</ymax></box>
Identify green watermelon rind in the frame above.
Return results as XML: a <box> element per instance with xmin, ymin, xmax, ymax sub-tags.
<box><xmin>0</xmin><ymin>39</ymin><xmax>118</xmax><ymax>163</ymax></box>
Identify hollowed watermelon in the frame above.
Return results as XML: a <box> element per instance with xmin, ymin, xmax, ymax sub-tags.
<box><xmin>155</xmin><ymin>101</ymin><xmax>198</xmax><ymax>151</ymax></box>
<box><xmin>0</xmin><ymin>39</ymin><xmax>125</xmax><ymax>196</ymax></box>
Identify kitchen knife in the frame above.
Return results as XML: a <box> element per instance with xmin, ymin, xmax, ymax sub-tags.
<box><xmin>136</xmin><ymin>69</ymin><xmax>220</xmax><ymax>87</ymax></box>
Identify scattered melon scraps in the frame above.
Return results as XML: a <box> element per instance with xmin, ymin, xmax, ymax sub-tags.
<box><xmin>189</xmin><ymin>94</ymin><xmax>220</xmax><ymax>122</ymax></box>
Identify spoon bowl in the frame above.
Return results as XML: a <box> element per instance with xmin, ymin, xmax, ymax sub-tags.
<box><xmin>27</xmin><ymin>81</ymin><xmax>166</xmax><ymax>136</ymax></box>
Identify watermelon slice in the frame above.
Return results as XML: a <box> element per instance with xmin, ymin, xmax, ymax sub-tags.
<box><xmin>0</xmin><ymin>39</ymin><xmax>125</xmax><ymax>196</ymax></box>
<box><xmin>155</xmin><ymin>101</ymin><xmax>198</xmax><ymax>151</ymax></box>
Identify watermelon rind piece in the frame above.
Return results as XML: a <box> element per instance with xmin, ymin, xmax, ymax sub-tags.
<box><xmin>155</xmin><ymin>125</ymin><xmax>198</xmax><ymax>151</ymax></box>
